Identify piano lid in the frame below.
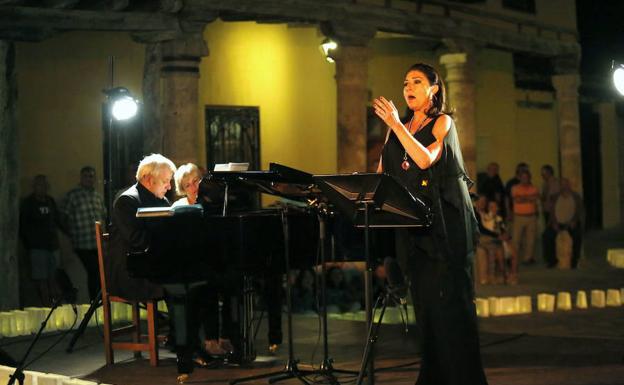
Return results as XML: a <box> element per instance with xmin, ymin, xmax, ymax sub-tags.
<box><xmin>202</xmin><ymin>163</ymin><xmax>321</xmax><ymax>202</ymax></box>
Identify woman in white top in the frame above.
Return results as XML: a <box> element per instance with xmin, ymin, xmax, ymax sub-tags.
<box><xmin>173</xmin><ymin>163</ymin><xmax>201</xmax><ymax>207</ymax></box>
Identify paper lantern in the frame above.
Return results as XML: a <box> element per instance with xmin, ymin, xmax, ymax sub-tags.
<box><xmin>556</xmin><ymin>292</ymin><xmax>572</xmax><ymax>311</ymax></box>
<box><xmin>606</xmin><ymin>289</ymin><xmax>622</xmax><ymax>306</ymax></box>
<box><xmin>499</xmin><ymin>297</ymin><xmax>517</xmax><ymax>315</ymax></box>
<box><xmin>516</xmin><ymin>296</ymin><xmax>532</xmax><ymax>314</ymax></box>
<box><xmin>537</xmin><ymin>293</ymin><xmax>555</xmax><ymax>312</ymax></box>
<box><xmin>590</xmin><ymin>290</ymin><xmax>606</xmax><ymax>308</ymax></box>
<box><xmin>488</xmin><ymin>297</ymin><xmax>501</xmax><ymax>316</ymax></box>
<box><xmin>576</xmin><ymin>291</ymin><xmax>588</xmax><ymax>309</ymax></box>
<box><xmin>475</xmin><ymin>298</ymin><xmax>489</xmax><ymax>317</ymax></box>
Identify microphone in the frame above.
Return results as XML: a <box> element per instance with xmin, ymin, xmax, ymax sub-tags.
<box><xmin>383</xmin><ymin>257</ymin><xmax>409</xmax><ymax>306</ymax></box>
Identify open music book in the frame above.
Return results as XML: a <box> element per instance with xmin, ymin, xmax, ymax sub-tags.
<box><xmin>214</xmin><ymin>162</ymin><xmax>250</xmax><ymax>172</ymax></box>
<box><xmin>136</xmin><ymin>204</ymin><xmax>203</xmax><ymax>217</ymax></box>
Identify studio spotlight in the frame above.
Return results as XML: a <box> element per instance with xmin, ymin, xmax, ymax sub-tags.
<box><xmin>103</xmin><ymin>87</ymin><xmax>139</xmax><ymax>120</ymax></box>
<box><xmin>612</xmin><ymin>61</ymin><xmax>624</xmax><ymax>96</ymax></box>
<box><xmin>320</xmin><ymin>38</ymin><xmax>338</xmax><ymax>63</ymax></box>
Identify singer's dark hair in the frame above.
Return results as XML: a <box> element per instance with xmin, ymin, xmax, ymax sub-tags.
<box><xmin>405</xmin><ymin>63</ymin><xmax>452</xmax><ymax>118</ymax></box>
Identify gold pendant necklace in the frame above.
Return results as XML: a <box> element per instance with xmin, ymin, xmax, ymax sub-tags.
<box><xmin>401</xmin><ymin>115</ymin><xmax>427</xmax><ymax>171</ymax></box>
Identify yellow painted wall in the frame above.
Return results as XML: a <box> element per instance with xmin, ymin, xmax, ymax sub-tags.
<box><xmin>475</xmin><ymin>49</ymin><xmax>518</xmax><ymax>179</ymax></box>
<box><xmin>199</xmin><ymin>21</ymin><xmax>337</xmax><ymax>175</ymax></box>
<box><xmin>12</xmin><ymin>22</ymin><xmax>581</xmax><ymax>220</ymax></box>
<box><xmin>16</xmin><ymin>32</ymin><xmax>144</xmax><ymax>201</ymax></box>
<box><xmin>475</xmin><ymin>49</ymin><xmax>558</xmax><ymax>190</ymax></box>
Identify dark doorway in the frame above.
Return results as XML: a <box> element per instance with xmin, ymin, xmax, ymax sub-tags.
<box><xmin>580</xmin><ymin>103</ymin><xmax>603</xmax><ymax>230</ymax></box>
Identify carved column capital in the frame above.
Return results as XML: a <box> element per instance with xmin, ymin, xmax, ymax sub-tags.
<box><xmin>551</xmin><ymin>72</ymin><xmax>580</xmax><ymax>99</ymax></box>
<box><xmin>552</xmin><ymin>53</ymin><xmax>580</xmax><ymax>75</ymax></box>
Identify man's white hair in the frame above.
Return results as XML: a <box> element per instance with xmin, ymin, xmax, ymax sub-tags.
<box><xmin>136</xmin><ymin>154</ymin><xmax>176</xmax><ymax>181</ymax></box>
<box><xmin>174</xmin><ymin>163</ymin><xmax>200</xmax><ymax>196</ymax></box>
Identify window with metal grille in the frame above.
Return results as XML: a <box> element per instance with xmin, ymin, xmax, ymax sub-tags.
<box><xmin>204</xmin><ymin>105</ymin><xmax>261</xmax><ymax>210</ymax></box>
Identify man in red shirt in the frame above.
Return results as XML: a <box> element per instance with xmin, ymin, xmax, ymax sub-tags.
<box><xmin>511</xmin><ymin>170</ymin><xmax>539</xmax><ymax>265</ymax></box>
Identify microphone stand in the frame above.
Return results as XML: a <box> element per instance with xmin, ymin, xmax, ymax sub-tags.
<box><xmin>8</xmin><ymin>298</ymin><xmax>74</xmax><ymax>385</ymax></box>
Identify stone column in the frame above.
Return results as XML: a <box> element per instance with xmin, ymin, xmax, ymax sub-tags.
<box><xmin>0</xmin><ymin>40</ymin><xmax>19</xmax><ymax>311</ymax></box>
<box><xmin>439</xmin><ymin>50</ymin><xmax>477</xmax><ymax>181</ymax></box>
<box><xmin>160</xmin><ymin>32</ymin><xmax>208</xmax><ymax>165</ymax></box>
<box><xmin>334</xmin><ymin>45</ymin><xmax>371</xmax><ymax>173</ymax></box>
<box><xmin>551</xmin><ymin>72</ymin><xmax>583</xmax><ymax>194</ymax></box>
<box><xmin>141</xmin><ymin>42</ymin><xmax>163</xmax><ymax>155</ymax></box>
<box><xmin>323</xmin><ymin>22</ymin><xmax>375</xmax><ymax>173</ymax></box>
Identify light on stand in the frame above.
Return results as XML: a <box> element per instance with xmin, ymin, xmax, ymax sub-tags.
<box><xmin>102</xmin><ymin>86</ymin><xmax>140</xmax><ymax>217</ymax></box>
<box><xmin>111</xmin><ymin>96</ymin><xmax>138</xmax><ymax>121</ymax></box>
<box><xmin>320</xmin><ymin>38</ymin><xmax>338</xmax><ymax>63</ymax></box>
<box><xmin>611</xmin><ymin>61</ymin><xmax>624</xmax><ymax>96</ymax></box>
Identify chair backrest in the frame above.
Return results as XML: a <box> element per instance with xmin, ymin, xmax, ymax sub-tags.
<box><xmin>95</xmin><ymin>221</ymin><xmax>110</xmax><ymax>299</ymax></box>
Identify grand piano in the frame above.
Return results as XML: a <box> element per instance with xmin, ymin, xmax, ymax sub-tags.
<box><xmin>128</xmin><ymin>163</ymin><xmax>321</xmax><ymax>373</ymax></box>
<box><xmin>128</xmin><ymin>163</ymin><xmax>320</xmax><ymax>282</ymax></box>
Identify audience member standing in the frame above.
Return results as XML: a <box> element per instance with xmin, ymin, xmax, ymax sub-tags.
<box><xmin>540</xmin><ymin>165</ymin><xmax>560</xmax><ymax>267</ymax></box>
<box><xmin>19</xmin><ymin>175</ymin><xmax>62</xmax><ymax>306</ymax></box>
<box><xmin>504</xmin><ymin>162</ymin><xmax>529</xmax><ymax>223</ymax></box>
<box><xmin>478</xmin><ymin>162</ymin><xmax>506</xmax><ymax>216</ymax></box>
<box><xmin>61</xmin><ymin>166</ymin><xmax>107</xmax><ymax>301</ymax></box>
<box><xmin>511</xmin><ymin>170</ymin><xmax>539</xmax><ymax>265</ymax></box>
<box><xmin>551</xmin><ymin>178</ymin><xmax>584</xmax><ymax>268</ymax></box>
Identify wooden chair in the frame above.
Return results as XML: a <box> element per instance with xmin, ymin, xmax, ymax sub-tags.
<box><xmin>95</xmin><ymin>221</ymin><xmax>161</xmax><ymax>366</ymax></box>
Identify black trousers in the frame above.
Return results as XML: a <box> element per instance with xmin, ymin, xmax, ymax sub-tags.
<box><xmin>75</xmin><ymin>248</ymin><xmax>101</xmax><ymax>301</ymax></box>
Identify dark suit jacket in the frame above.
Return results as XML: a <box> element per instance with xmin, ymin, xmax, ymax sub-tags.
<box><xmin>107</xmin><ymin>183</ymin><xmax>168</xmax><ymax>300</ymax></box>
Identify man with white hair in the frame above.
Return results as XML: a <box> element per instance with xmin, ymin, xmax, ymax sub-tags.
<box><xmin>107</xmin><ymin>153</ymin><xmax>176</xmax><ymax>300</ymax></box>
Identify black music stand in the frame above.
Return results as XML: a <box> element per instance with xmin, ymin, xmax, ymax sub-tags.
<box><xmin>313</xmin><ymin>173</ymin><xmax>431</xmax><ymax>385</ymax></box>
<box><xmin>221</xmin><ymin>163</ymin><xmax>319</xmax><ymax>385</ymax></box>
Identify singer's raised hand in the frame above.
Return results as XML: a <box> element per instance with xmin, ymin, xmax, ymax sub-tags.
<box><xmin>373</xmin><ymin>96</ymin><xmax>401</xmax><ymax>129</ymax></box>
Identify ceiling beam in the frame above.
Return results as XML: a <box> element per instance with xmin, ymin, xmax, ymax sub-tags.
<box><xmin>0</xmin><ymin>6</ymin><xmax>180</xmax><ymax>32</ymax></box>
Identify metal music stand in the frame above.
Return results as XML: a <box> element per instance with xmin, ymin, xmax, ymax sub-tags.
<box><xmin>209</xmin><ymin>163</ymin><xmax>320</xmax><ymax>385</ymax></box>
<box><xmin>313</xmin><ymin>172</ymin><xmax>431</xmax><ymax>385</ymax></box>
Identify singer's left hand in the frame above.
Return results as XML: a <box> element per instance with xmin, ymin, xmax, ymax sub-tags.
<box><xmin>373</xmin><ymin>96</ymin><xmax>401</xmax><ymax>130</ymax></box>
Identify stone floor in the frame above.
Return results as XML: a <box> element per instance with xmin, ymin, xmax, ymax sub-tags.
<box><xmin>1</xmin><ymin>226</ymin><xmax>623</xmax><ymax>385</ymax></box>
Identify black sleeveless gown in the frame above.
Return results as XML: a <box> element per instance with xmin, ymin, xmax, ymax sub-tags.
<box><xmin>382</xmin><ymin>115</ymin><xmax>488</xmax><ymax>385</ymax></box>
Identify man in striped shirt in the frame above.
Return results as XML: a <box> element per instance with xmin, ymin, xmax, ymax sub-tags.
<box><xmin>61</xmin><ymin>166</ymin><xmax>107</xmax><ymax>301</ymax></box>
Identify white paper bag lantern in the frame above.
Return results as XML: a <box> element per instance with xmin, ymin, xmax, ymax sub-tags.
<box><xmin>606</xmin><ymin>289</ymin><xmax>622</xmax><ymax>306</ymax></box>
<box><xmin>516</xmin><ymin>296</ymin><xmax>532</xmax><ymax>314</ymax></box>
<box><xmin>556</xmin><ymin>292</ymin><xmax>572</xmax><ymax>311</ymax></box>
<box><xmin>475</xmin><ymin>298</ymin><xmax>489</xmax><ymax>317</ymax></box>
<box><xmin>537</xmin><ymin>293</ymin><xmax>555</xmax><ymax>312</ymax></box>
<box><xmin>590</xmin><ymin>290</ymin><xmax>606</xmax><ymax>308</ymax></box>
<box><xmin>576</xmin><ymin>291</ymin><xmax>588</xmax><ymax>309</ymax></box>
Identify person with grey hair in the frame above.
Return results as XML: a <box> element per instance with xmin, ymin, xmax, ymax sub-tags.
<box><xmin>108</xmin><ymin>153</ymin><xmax>176</xmax><ymax>300</ymax></box>
<box><xmin>172</xmin><ymin>163</ymin><xmax>202</xmax><ymax>207</ymax></box>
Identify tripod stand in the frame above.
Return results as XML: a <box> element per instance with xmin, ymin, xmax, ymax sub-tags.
<box><xmin>355</xmin><ymin>290</ymin><xmax>397</xmax><ymax>385</ymax></box>
<box><xmin>230</xmin><ymin>206</ymin><xmax>315</xmax><ymax>385</ymax></box>
<box><xmin>9</xmin><ymin>299</ymin><xmax>76</xmax><ymax>385</ymax></box>
<box><xmin>66</xmin><ymin>291</ymin><xmax>101</xmax><ymax>353</ymax></box>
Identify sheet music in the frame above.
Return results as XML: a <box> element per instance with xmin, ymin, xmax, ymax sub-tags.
<box><xmin>214</xmin><ymin>162</ymin><xmax>250</xmax><ymax>172</ymax></box>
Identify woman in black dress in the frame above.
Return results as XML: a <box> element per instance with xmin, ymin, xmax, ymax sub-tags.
<box><xmin>373</xmin><ymin>63</ymin><xmax>488</xmax><ymax>385</ymax></box>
